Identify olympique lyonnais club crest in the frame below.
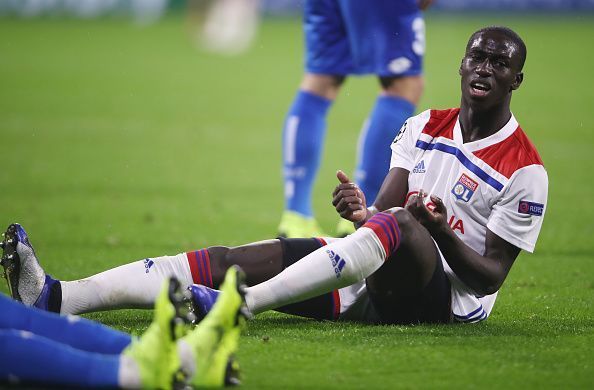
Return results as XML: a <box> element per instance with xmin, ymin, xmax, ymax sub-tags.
<box><xmin>451</xmin><ymin>173</ymin><xmax>478</xmax><ymax>202</ymax></box>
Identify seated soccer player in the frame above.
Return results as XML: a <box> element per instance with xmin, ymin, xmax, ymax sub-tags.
<box><xmin>0</xmin><ymin>269</ymin><xmax>247</xmax><ymax>389</ymax></box>
<box><xmin>3</xmin><ymin>26</ymin><xmax>547</xmax><ymax>325</ymax></box>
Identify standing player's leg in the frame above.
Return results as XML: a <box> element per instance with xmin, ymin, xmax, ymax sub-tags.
<box><xmin>278</xmin><ymin>74</ymin><xmax>343</xmax><ymax>238</ymax></box>
<box><xmin>278</xmin><ymin>0</ymin><xmax>352</xmax><ymax>238</ymax></box>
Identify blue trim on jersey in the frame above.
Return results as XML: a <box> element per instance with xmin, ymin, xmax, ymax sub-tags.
<box><xmin>415</xmin><ymin>140</ymin><xmax>504</xmax><ymax>191</ymax></box>
<box><xmin>453</xmin><ymin>305</ymin><xmax>487</xmax><ymax>323</ymax></box>
<box><xmin>453</xmin><ymin>305</ymin><xmax>483</xmax><ymax>320</ymax></box>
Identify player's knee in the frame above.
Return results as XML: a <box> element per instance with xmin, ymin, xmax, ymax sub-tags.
<box><xmin>382</xmin><ymin>207</ymin><xmax>416</xmax><ymax>234</ymax></box>
<box><xmin>206</xmin><ymin>246</ymin><xmax>231</xmax><ymax>278</ymax></box>
<box><xmin>379</xmin><ymin>75</ymin><xmax>424</xmax><ymax>105</ymax></box>
<box><xmin>301</xmin><ymin>73</ymin><xmax>345</xmax><ymax>100</ymax></box>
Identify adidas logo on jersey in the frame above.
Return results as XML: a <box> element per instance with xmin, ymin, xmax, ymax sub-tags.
<box><xmin>413</xmin><ymin>160</ymin><xmax>426</xmax><ymax>173</ymax></box>
<box><xmin>326</xmin><ymin>250</ymin><xmax>346</xmax><ymax>279</ymax></box>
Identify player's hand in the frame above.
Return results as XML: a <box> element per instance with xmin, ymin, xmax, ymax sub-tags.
<box><xmin>332</xmin><ymin>170</ymin><xmax>367</xmax><ymax>223</ymax></box>
<box><xmin>405</xmin><ymin>190</ymin><xmax>448</xmax><ymax>234</ymax></box>
<box><xmin>418</xmin><ymin>0</ymin><xmax>434</xmax><ymax>11</ymax></box>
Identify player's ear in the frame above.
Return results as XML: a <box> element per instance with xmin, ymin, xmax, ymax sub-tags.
<box><xmin>510</xmin><ymin>72</ymin><xmax>523</xmax><ymax>91</ymax></box>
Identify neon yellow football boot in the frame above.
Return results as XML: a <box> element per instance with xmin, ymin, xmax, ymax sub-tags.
<box><xmin>277</xmin><ymin>210</ymin><xmax>326</xmax><ymax>238</ymax></box>
<box><xmin>185</xmin><ymin>265</ymin><xmax>248</xmax><ymax>387</ymax></box>
<box><xmin>123</xmin><ymin>278</ymin><xmax>188</xmax><ymax>390</ymax></box>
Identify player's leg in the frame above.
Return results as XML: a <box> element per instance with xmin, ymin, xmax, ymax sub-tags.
<box><xmin>364</xmin><ymin>210</ymin><xmax>451</xmax><ymax>324</ymax></box>
<box><xmin>278</xmin><ymin>0</ymin><xmax>352</xmax><ymax>238</ymax></box>
<box><xmin>1</xmin><ymin>222</ymin><xmax>337</xmax><ymax>318</ymax></box>
<box><xmin>0</xmin><ymin>329</ymin><xmax>126</xmax><ymax>388</ymax></box>
<box><xmin>0</xmin><ymin>294</ymin><xmax>131</xmax><ymax>355</ymax></box>
<box><xmin>58</xmin><ymin>240</ymin><xmax>288</xmax><ymax>315</ymax></box>
<box><xmin>0</xmin><ymin>277</ymin><xmax>182</xmax><ymax>388</ymax></box>
<box><xmin>278</xmin><ymin>73</ymin><xmax>343</xmax><ymax>238</ymax></box>
<box><xmin>267</xmin><ymin>237</ymin><xmax>343</xmax><ymax>320</ymax></box>
<box><xmin>0</xmin><ymin>222</ymin><xmax>195</xmax><ymax>314</ymax></box>
<box><xmin>0</xmin><ymin>221</ymin><xmax>275</xmax><ymax>314</ymax></box>
<box><xmin>191</xmin><ymin>237</ymin><xmax>344</xmax><ymax>321</ymax></box>
<box><xmin>245</xmin><ymin>208</ymin><xmax>448</xmax><ymax>322</ymax></box>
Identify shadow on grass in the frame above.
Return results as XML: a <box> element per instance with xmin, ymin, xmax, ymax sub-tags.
<box><xmin>83</xmin><ymin>306</ymin><xmax>593</xmax><ymax>341</ymax></box>
<box><xmin>248</xmin><ymin>311</ymin><xmax>593</xmax><ymax>339</ymax></box>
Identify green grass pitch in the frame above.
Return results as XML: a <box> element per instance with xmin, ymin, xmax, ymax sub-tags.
<box><xmin>0</xmin><ymin>13</ymin><xmax>593</xmax><ymax>389</ymax></box>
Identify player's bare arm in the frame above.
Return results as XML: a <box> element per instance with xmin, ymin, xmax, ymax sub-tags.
<box><xmin>372</xmin><ymin>167</ymin><xmax>410</xmax><ymax>212</ymax></box>
<box><xmin>406</xmin><ymin>190</ymin><xmax>521</xmax><ymax>296</ymax></box>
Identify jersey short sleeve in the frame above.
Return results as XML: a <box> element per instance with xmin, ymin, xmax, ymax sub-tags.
<box><xmin>390</xmin><ymin>110</ymin><xmax>429</xmax><ymax>172</ymax></box>
<box><xmin>487</xmin><ymin>164</ymin><xmax>549</xmax><ymax>252</ymax></box>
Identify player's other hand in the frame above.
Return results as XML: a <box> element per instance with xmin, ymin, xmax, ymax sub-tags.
<box><xmin>405</xmin><ymin>190</ymin><xmax>448</xmax><ymax>234</ymax></box>
<box><xmin>332</xmin><ymin>170</ymin><xmax>367</xmax><ymax>223</ymax></box>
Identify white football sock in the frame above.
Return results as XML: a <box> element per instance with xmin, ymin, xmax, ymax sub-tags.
<box><xmin>177</xmin><ymin>339</ymin><xmax>197</xmax><ymax>379</ymax></box>
<box><xmin>118</xmin><ymin>355</ymin><xmax>142</xmax><ymax>389</ymax></box>
<box><xmin>60</xmin><ymin>253</ymin><xmax>193</xmax><ymax>315</ymax></box>
<box><xmin>245</xmin><ymin>227</ymin><xmax>386</xmax><ymax>314</ymax></box>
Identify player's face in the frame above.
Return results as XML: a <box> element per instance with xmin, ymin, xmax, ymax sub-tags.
<box><xmin>459</xmin><ymin>31</ymin><xmax>523</xmax><ymax>110</ymax></box>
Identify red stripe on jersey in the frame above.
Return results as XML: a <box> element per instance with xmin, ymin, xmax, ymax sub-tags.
<box><xmin>472</xmin><ymin>126</ymin><xmax>544</xmax><ymax>178</ymax></box>
<box><xmin>332</xmin><ymin>289</ymin><xmax>341</xmax><ymax>320</ymax></box>
<box><xmin>186</xmin><ymin>251</ymin><xmax>202</xmax><ymax>285</ymax></box>
<box><xmin>421</xmin><ymin>108</ymin><xmax>460</xmax><ymax>139</ymax></box>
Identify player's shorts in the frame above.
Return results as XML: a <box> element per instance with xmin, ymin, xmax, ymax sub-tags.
<box><xmin>365</xmin><ymin>248</ymin><xmax>452</xmax><ymax>324</ymax></box>
<box><xmin>304</xmin><ymin>0</ymin><xmax>425</xmax><ymax>77</ymax></box>
<box><xmin>276</xmin><ymin>237</ymin><xmax>451</xmax><ymax>324</ymax></box>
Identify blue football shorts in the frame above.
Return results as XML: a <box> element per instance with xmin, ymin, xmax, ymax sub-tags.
<box><xmin>304</xmin><ymin>0</ymin><xmax>425</xmax><ymax>77</ymax></box>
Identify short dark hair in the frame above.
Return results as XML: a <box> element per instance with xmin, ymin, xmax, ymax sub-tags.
<box><xmin>467</xmin><ymin>26</ymin><xmax>527</xmax><ymax>70</ymax></box>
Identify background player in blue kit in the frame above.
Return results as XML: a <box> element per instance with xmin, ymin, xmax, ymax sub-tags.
<box><xmin>278</xmin><ymin>0</ymin><xmax>433</xmax><ymax>238</ymax></box>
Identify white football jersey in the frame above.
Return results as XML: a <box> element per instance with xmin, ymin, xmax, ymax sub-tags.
<box><xmin>390</xmin><ymin>108</ymin><xmax>548</xmax><ymax>323</ymax></box>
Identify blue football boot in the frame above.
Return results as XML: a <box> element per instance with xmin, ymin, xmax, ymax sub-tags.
<box><xmin>188</xmin><ymin>284</ymin><xmax>221</xmax><ymax>321</ymax></box>
<box><xmin>0</xmin><ymin>223</ymin><xmax>61</xmax><ymax>312</ymax></box>
<box><xmin>188</xmin><ymin>266</ymin><xmax>250</xmax><ymax>323</ymax></box>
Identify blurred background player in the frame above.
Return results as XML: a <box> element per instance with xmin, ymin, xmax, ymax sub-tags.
<box><xmin>187</xmin><ymin>0</ymin><xmax>261</xmax><ymax>56</ymax></box>
<box><xmin>0</xmin><ymin>270</ymin><xmax>247</xmax><ymax>388</ymax></box>
<box><xmin>278</xmin><ymin>0</ymin><xmax>433</xmax><ymax>238</ymax></box>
